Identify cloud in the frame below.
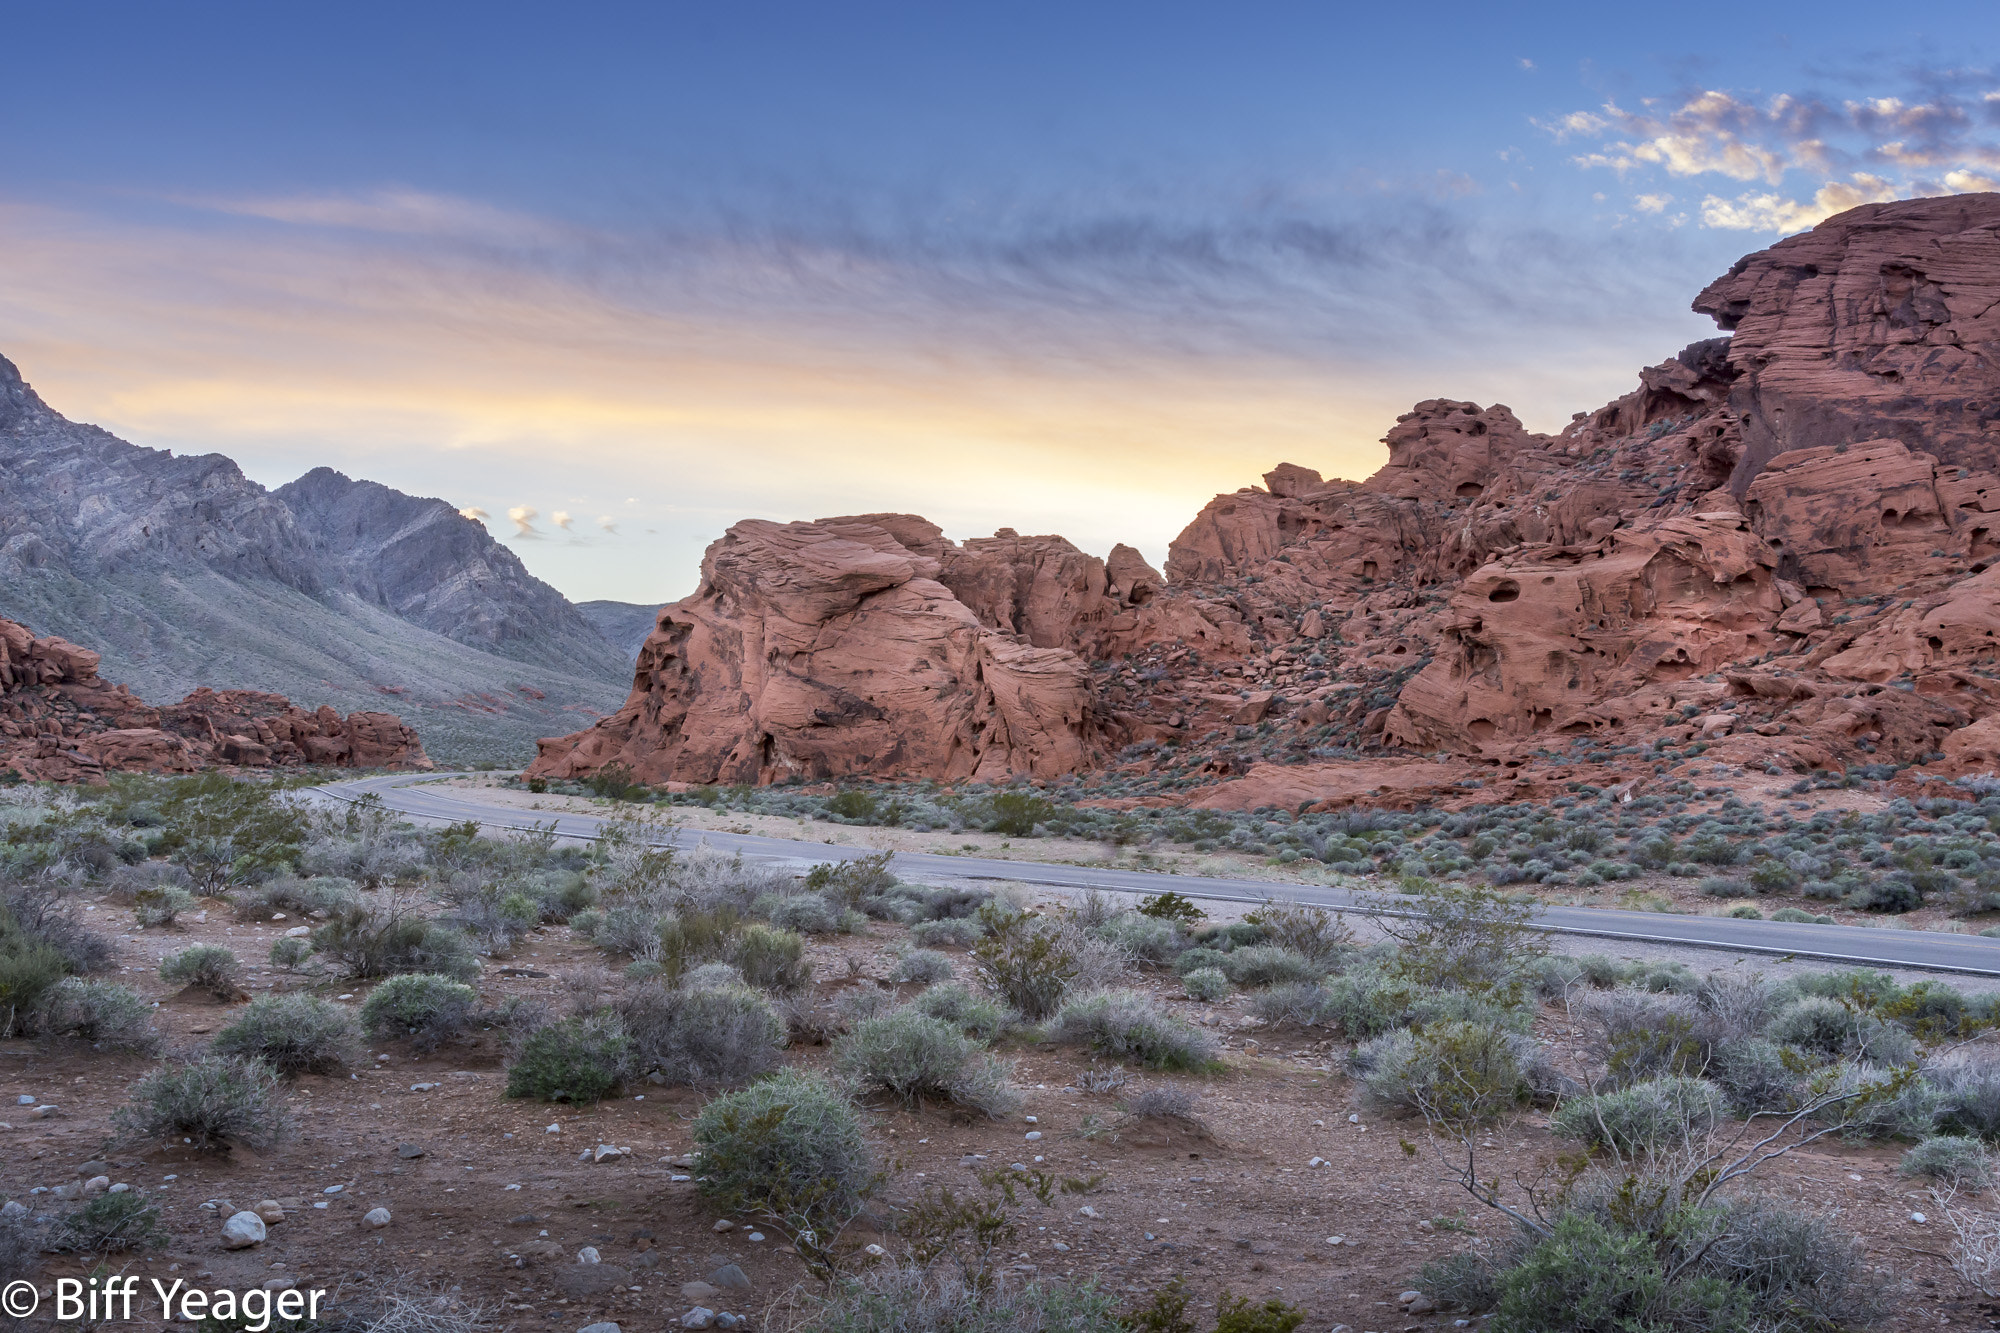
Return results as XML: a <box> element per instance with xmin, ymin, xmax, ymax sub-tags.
<box><xmin>1633</xmin><ymin>193</ymin><xmax>1673</xmax><ymax>214</ymax></box>
<box><xmin>597</xmin><ymin>515</ymin><xmax>617</xmax><ymax>533</ymax></box>
<box><xmin>507</xmin><ymin>505</ymin><xmax>540</xmax><ymax>538</ymax></box>
<box><xmin>458</xmin><ymin>505</ymin><xmax>488</xmax><ymax>522</ymax></box>
<box><xmin>552</xmin><ymin>510</ymin><xmax>574</xmax><ymax>531</ymax></box>
<box><xmin>1544</xmin><ymin>72</ymin><xmax>2000</xmax><ymax>233</ymax></box>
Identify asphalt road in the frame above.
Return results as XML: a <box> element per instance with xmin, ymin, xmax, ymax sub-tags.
<box><xmin>313</xmin><ymin>771</ymin><xmax>2000</xmax><ymax>978</ymax></box>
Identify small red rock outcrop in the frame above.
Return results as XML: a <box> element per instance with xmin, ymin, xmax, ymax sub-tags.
<box><xmin>0</xmin><ymin>616</ymin><xmax>431</xmax><ymax>782</ymax></box>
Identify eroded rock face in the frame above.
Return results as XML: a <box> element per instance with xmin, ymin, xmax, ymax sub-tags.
<box><xmin>534</xmin><ymin>195</ymin><xmax>2000</xmax><ymax>794</ymax></box>
<box><xmin>0</xmin><ymin>615</ymin><xmax>430</xmax><ymax>782</ymax></box>
<box><xmin>527</xmin><ymin>519</ymin><xmax>1100</xmax><ymax>785</ymax></box>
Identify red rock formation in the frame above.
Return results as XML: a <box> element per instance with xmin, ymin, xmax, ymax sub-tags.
<box><xmin>532</xmin><ymin>194</ymin><xmax>2000</xmax><ymax>795</ymax></box>
<box><xmin>528</xmin><ymin>518</ymin><xmax>1101</xmax><ymax>785</ymax></box>
<box><xmin>0</xmin><ymin>616</ymin><xmax>430</xmax><ymax>782</ymax></box>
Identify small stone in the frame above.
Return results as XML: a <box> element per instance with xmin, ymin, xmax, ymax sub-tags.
<box><xmin>222</xmin><ymin>1211</ymin><xmax>268</xmax><ymax>1249</ymax></box>
<box><xmin>0</xmin><ymin>1201</ymin><xmax>26</xmax><ymax>1220</ymax></box>
<box><xmin>263</xmin><ymin>1277</ymin><xmax>297</xmax><ymax>1293</ymax></box>
<box><xmin>1307</xmin><ymin>1157</ymin><xmax>1325</xmax><ymax>1168</ymax></box>
<box><xmin>364</xmin><ymin>1208</ymin><xmax>391</xmax><ymax>1229</ymax></box>
<box><xmin>1416</xmin><ymin>1219</ymin><xmax>1434</xmax><ymax>1232</ymax></box>
<box><xmin>715</xmin><ymin>1316</ymin><xmax>746</xmax><ymax>1331</ymax></box>
<box><xmin>1024</xmin><ymin>1131</ymin><xmax>1043</xmax><ymax>1142</ymax></box>
<box><xmin>108</xmin><ymin>1183</ymin><xmax>131</xmax><ymax>1195</ymax></box>
<box><xmin>747</xmin><ymin>1232</ymin><xmax>764</xmax><ymax>1242</ymax></box>
<box><xmin>1052</xmin><ymin>1241</ymin><xmax>1070</xmax><ymax>1252</ymax></box>
<box><xmin>408</xmin><ymin>1083</ymin><xmax>438</xmax><ymax>1092</ymax></box>
<box><xmin>578</xmin><ymin>1324</ymin><xmax>622</xmax><ymax>1333</ymax></box>
<box><xmin>1398</xmin><ymin>1290</ymin><xmax>1422</xmax><ymax>1305</ymax></box>
<box><xmin>1912</xmin><ymin>1212</ymin><xmax>1928</xmax><ymax>1224</ymax></box>
<box><xmin>1078</xmin><ymin>1206</ymin><xmax>1101</xmax><ymax>1219</ymax></box>
<box><xmin>83</xmin><ymin>1175</ymin><xmax>109</xmax><ymax>1195</ymax></box>
<box><xmin>1324</xmin><ymin>1234</ymin><xmax>1345</xmax><ymax>1246</ymax></box>
<box><xmin>323</xmin><ymin>1185</ymin><xmax>343</xmax><ymax>1194</ymax></box>
<box><xmin>79</xmin><ymin>1160</ymin><xmax>108</xmax><ymax>1176</ymax></box>
<box><xmin>1408</xmin><ymin>1295</ymin><xmax>1438</xmax><ymax>1315</ymax></box>
<box><xmin>680</xmin><ymin>1309</ymin><xmax>715</xmax><ymax>1330</ymax></box>
<box><xmin>863</xmin><ymin>1244</ymin><xmax>887</xmax><ymax>1257</ymax></box>
<box><xmin>712</xmin><ymin>1219</ymin><xmax>736</xmax><ymax>1233</ymax></box>
<box><xmin>577</xmin><ymin>1247</ymin><xmax>601</xmax><ymax>1265</ymax></box>
<box><xmin>396</xmin><ymin>1144</ymin><xmax>425</xmax><ymax>1159</ymax></box>
<box><xmin>284</xmin><ymin>925</ymin><xmax>310</xmax><ymax>937</ymax></box>
<box><xmin>15</xmin><ymin>1096</ymin><xmax>32</xmax><ymax>1105</ymax></box>
<box><xmin>1348</xmin><ymin>1113</ymin><xmax>1360</xmax><ymax>1124</ymax></box>
<box><xmin>706</xmin><ymin>1264</ymin><xmax>750</xmax><ymax>1291</ymax></box>
<box><xmin>546</xmin><ymin>1124</ymin><xmax>561</xmax><ymax>1134</ymax></box>
<box><xmin>1023</xmin><ymin>1115</ymin><xmax>1038</xmax><ymax>1124</ymax></box>
<box><xmin>593</xmin><ymin>1145</ymin><xmax>625</xmax><ymax>1163</ymax></box>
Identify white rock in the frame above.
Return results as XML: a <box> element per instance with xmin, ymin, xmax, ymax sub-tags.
<box><xmin>323</xmin><ymin>1185</ymin><xmax>343</xmax><ymax>1194</ymax></box>
<box><xmin>108</xmin><ymin>1183</ymin><xmax>130</xmax><ymax>1194</ymax></box>
<box><xmin>83</xmin><ymin>1176</ymin><xmax>110</xmax><ymax>1195</ymax></box>
<box><xmin>16</xmin><ymin>1096</ymin><xmax>33</xmax><ymax>1105</ymax></box>
<box><xmin>284</xmin><ymin>926</ymin><xmax>311</xmax><ymax>937</ymax></box>
<box><xmin>0</xmin><ymin>1201</ymin><xmax>25</xmax><ymax>1220</ymax></box>
<box><xmin>222</xmin><ymin>1211</ymin><xmax>268</xmax><ymax>1249</ymax></box>
<box><xmin>1912</xmin><ymin>1212</ymin><xmax>1929</xmax><ymax>1224</ymax></box>
<box><xmin>1348</xmin><ymin>1113</ymin><xmax>1360</xmax><ymax>1123</ymax></box>
<box><xmin>1078</xmin><ymin>1205</ymin><xmax>1101</xmax><ymax>1219</ymax></box>
<box><xmin>364</xmin><ymin>1208</ymin><xmax>392</xmax><ymax>1229</ymax></box>
<box><xmin>1024</xmin><ymin>1131</ymin><xmax>1043</xmax><ymax>1142</ymax></box>
<box><xmin>1023</xmin><ymin>1115</ymin><xmax>1038</xmax><ymax>1124</ymax></box>
<box><xmin>546</xmin><ymin>1123</ymin><xmax>561</xmax><ymax>1134</ymax></box>
<box><xmin>1307</xmin><ymin>1157</ymin><xmax>1325</xmax><ymax>1168</ymax></box>
<box><xmin>1398</xmin><ymin>1290</ymin><xmax>1422</xmax><ymax>1304</ymax></box>
<box><xmin>593</xmin><ymin>1145</ymin><xmax>625</xmax><ymax>1163</ymax></box>
<box><xmin>712</xmin><ymin>1219</ymin><xmax>736</xmax><ymax>1233</ymax></box>
<box><xmin>1324</xmin><ymin>1234</ymin><xmax>1345</xmax><ymax>1246</ymax></box>
<box><xmin>577</xmin><ymin>1247</ymin><xmax>601</xmax><ymax>1265</ymax></box>
<box><xmin>680</xmin><ymin>1309</ymin><xmax>715</xmax><ymax>1329</ymax></box>
<box><xmin>256</xmin><ymin>1201</ymin><xmax>285</xmax><ymax>1223</ymax></box>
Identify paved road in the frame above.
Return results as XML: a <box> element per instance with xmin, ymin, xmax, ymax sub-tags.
<box><xmin>313</xmin><ymin>771</ymin><xmax>2000</xmax><ymax>978</ymax></box>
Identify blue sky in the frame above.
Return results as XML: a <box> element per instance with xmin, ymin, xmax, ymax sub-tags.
<box><xmin>6</xmin><ymin>1</ymin><xmax>2000</xmax><ymax>601</ymax></box>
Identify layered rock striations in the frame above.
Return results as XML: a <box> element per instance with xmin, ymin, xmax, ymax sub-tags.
<box><xmin>536</xmin><ymin>193</ymin><xmax>2000</xmax><ymax>797</ymax></box>
<box><xmin>1</xmin><ymin>616</ymin><xmax>430</xmax><ymax>782</ymax></box>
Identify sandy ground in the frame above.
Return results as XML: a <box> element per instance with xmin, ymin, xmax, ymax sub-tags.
<box><xmin>3</xmin><ymin>878</ymin><xmax>1996</xmax><ymax>1333</ymax></box>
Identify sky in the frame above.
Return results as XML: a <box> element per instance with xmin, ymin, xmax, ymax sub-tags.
<box><xmin>8</xmin><ymin>3</ymin><xmax>2000</xmax><ymax>603</ymax></box>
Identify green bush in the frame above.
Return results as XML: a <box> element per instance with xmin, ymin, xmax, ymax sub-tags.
<box><xmin>910</xmin><ymin>917</ymin><xmax>983</xmax><ymax>948</ymax></box>
<box><xmin>360</xmin><ymin>973</ymin><xmax>477</xmax><ymax>1052</ymax></box>
<box><xmin>837</xmin><ymin>1010</ymin><xmax>1018</xmax><ymax>1115</ymax></box>
<box><xmin>1358</xmin><ymin>1022</ymin><xmax>1527</xmax><ymax>1126</ymax></box>
<box><xmin>910</xmin><ymin>983</ymin><xmax>1013</xmax><ymax>1041</ymax></box>
<box><xmin>1709</xmin><ymin>1038</ymin><xmax>1801</xmax><ymax>1116</ymax></box>
<box><xmin>891</xmin><ymin>948</ymin><xmax>955</xmax><ymax>986</ymax></box>
<box><xmin>986</xmin><ymin>791</ymin><xmax>1053</xmax><ymax>837</ymax></box>
<box><xmin>133</xmin><ymin>886</ymin><xmax>196</xmax><ymax>927</ymax></box>
<box><xmin>619</xmin><ymin>982</ymin><xmax>785</xmax><ymax>1085</ymax></box>
<box><xmin>312</xmin><ymin>906</ymin><xmax>479</xmax><ymax>980</ymax></box>
<box><xmin>160</xmin><ymin>944</ymin><xmax>240</xmax><ymax>998</ymax></box>
<box><xmin>1172</xmin><ymin>946</ymin><xmax>1232</xmax><ymax>977</ymax></box>
<box><xmin>269</xmin><ymin>936</ymin><xmax>314</xmax><ymax>970</ymax></box>
<box><xmin>1900</xmin><ymin>1135</ymin><xmax>1993</xmax><ymax>1189</ymax></box>
<box><xmin>768</xmin><ymin>894</ymin><xmax>841</xmax><ymax>935</ymax></box>
<box><xmin>692</xmin><ymin>1069</ymin><xmax>875</xmax><ymax>1239</ymax></box>
<box><xmin>213</xmin><ymin>994</ymin><xmax>361</xmax><ymax>1075</ymax></box>
<box><xmin>1417</xmin><ymin>1250</ymin><xmax>1501</xmax><ymax>1313</ymax></box>
<box><xmin>39</xmin><ymin>978</ymin><xmax>158</xmax><ymax>1051</ymax></box>
<box><xmin>734</xmin><ymin>923</ymin><xmax>812</xmax><ymax>992</ymax></box>
<box><xmin>112</xmin><ymin>1055</ymin><xmax>289</xmax><ymax>1152</ymax></box>
<box><xmin>0</xmin><ymin>932</ymin><xmax>68</xmax><ymax>1038</ymax></box>
<box><xmin>971</xmin><ymin>904</ymin><xmax>1112</xmax><ymax>1019</ymax></box>
<box><xmin>1550</xmin><ymin>1077</ymin><xmax>1727</xmax><ymax>1156</ymax></box>
<box><xmin>1046</xmin><ymin>989</ymin><xmax>1218</xmax><ymax>1071</ymax></box>
<box><xmin>505</xmin><ymin>1014</ymin><xmax>629</xmax><ymax>1102</ymax></box>
<box><xmin>1138</xmin><ymin>891</ymin><xmax>1206</xmax><ymax>924</ymax></box>
<box><xmin>1182</xmin><ymin>967</ymin><xmax>1230</xmax><ymax>1002</ymax></box>
<box><xmin>1220</xmin><ymin>946</ymin><xmax>1321</xmax><ymax>989</ymax></box>
<box><xmin>1097</xmin><ymin>912</ymin><xmax>1183</xmax><ymax>965</ymax></box>
<box><xmin>1212</xmin><ymin>1293</ymin><xmax>1307</xmax><ymax>1333</ymax></box>
<box><xmin>1492</xmin><ymin>1210</ymin><xmax>1746</xmax><ymax>1333</ymax></box>
<box><xmin>49</xmin><ymin>1192</ymin><xmax>163</xmax><ymax>1254</ymax></box>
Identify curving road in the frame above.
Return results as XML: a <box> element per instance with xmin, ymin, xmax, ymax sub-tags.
<box><xmin>313</xmin><ymin>771</ymin><xmax>2000</xmax><ymax>978</ymax></box>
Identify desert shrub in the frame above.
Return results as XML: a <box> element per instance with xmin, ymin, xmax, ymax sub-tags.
<box><xmin>910</xmin><ymin>917</ymin><xmax>983</xmax><ymax>948</ymax></box>
<box><xmin>1902</xmin><ymin>1135</ymin><xmax>1993</xmax><ymax>1189</ymax></box>
<box><xmin>312</xmin><ymin>905</ymin><xmax>479</xmax><ymax>980</ymax></box>
<box><xmin>1817</xmin><ymin>1061</ymin><xmax>1941</xmax><ymax>1140</ymax></box>
<box><xmin>49</xmin><ymin>1192</ymin><xmax>163</xmax><ymax>1254</ymax></box>
<box><xmin>910</xmin><ymin>983</ymin><xmax>1013</xmax><ymax>1041</ymax></box>
<box><xmin>683</xmin><ymin>961</ymin><xmax>746</xmax><ymax>990</ymax></box>
<box><xmin>213</xmin><ymin>994</ymin><xmax>361</xmax><ymax>1075</ymax></box>
<box><xmin>1046</xmin><ymin>989</ymin><xmax>1219</xmax><ymax>1071</ymax></box>
<box><xmin>733</xmin><ymin>923</ymin><xmax>812</xmax><ymax>993</ymax></box>
<box><xmin>1929</xmin><ymin>1056</ymin><xmax>2000</xmax><ymax>1139</ymax></box>
<box><xmin>506</xmin><ymin>1013</ymin><xmax>630</xmax><ymax>1102</ymax></box>
<box><xmin>693</xmin><ymin>1069</ymin><xmax>875</xmax><ymax>1239</ymax></box>
<box><xmin>1357</xmin><ymin>1022</ymin><xmax>1526</xmax><ymax>1125</ymax></box>
<box><xmin>1848</xmin><ymin>877</ymin><xmax>1922</xmax><ymax>913</ymax></box>
<box><xmin>619</xmin><ymin>982</ymin><xmax>785</xmax><ymax>1084</ymax></box>
<box><xmin>133</xmin><ymin>885</ymin><xmax>196</xmax><ymax>927</ymax></box>
<box><xmin>1701</xmin><ymin>1192</ymin><xmax>1884</xmax><ymax>1331</ymax></box>
<box><xmin>1368</xmin><ymin>877</ymin><xmax>1545</xmax><ymax>1002</ymax></box>
<box><xmin>360</xmin><ymin>973</ymin><xmax>478</xmax><ymax>1052</ymax></box>
<box><xmin>1220</xmin><ymin>946</ymin><xmax>1321</xmax><ymax>989</ymax></box>
<box><xmin>809</xmin><ymin>1265</ymin><xmax>1123</xmax><ymax>1333</ymax></box>
<box><xmin>804</xmin><ymin>851</ymin><xmax>899</xmax><ymax>910</ymax></box>
<box><xmin>1244</xmin><ymin>901</ymin><xmax>1356</xmax><ymax>965</ymax></box>
<box><xmin>587</xmin><ymin>904</ymin><xmax>663</xmax><ymax>958</ymax></box>
<box><xmin>1096</xmin><ymin>912</ymin><xmax>1184</xmax><ymax>965</ymax></box>
<box><xmin>39</xmin><ymin>978</ymin><xmax>157</xmax><ymax>1052</ymax></box>
<box><xmin>657</xmin><ymin>907</ymin><xmax>746</xmax><ymax>981</ymax></box>
<box><xmin>231</xmin><ymin>874</ymin><xmax>360</xmax><ymax>922</ymax></box>
<box><xmin>1770</xmin><ymin>997</ymin><xmax>1915</xmax><ymax>1064</ymax></box>
<box><xmin>838</xmin><ymin>1010</ymin><xmax>986</xmax><ymax>1110</ymax></box>
<box><xmin>1172</xmin><ymin>946</ymin><xmax>1232</xmax><ymax>976</ymax></box>
<box><xmin>160</xmin><ymin>944</ymin><xmax>240</xmax><ymax>998</ymax></box>
<box><xmin>1310</xmin><ymin>967</ymin><xmax>1418</xmax><ymax>1037</ymax></box>
<box><xmin>768</xmin><ymin>893</ymin><xmax>841</xmax><ymax>935</ymax></box>
<box><xmin>1247</xmin><ymin>980</ymin><xmax>1332</xmax><ymax>1027</ymax></box>
<box><xmin>269</xmin><ymin>936</ymin><xmax>314</xmax><ymax>970</ymax></box>
<box><xmin>1551</xmin><ymin>1077</ymin><xmax>1728</xmax><ymax>1156</ymax></box>
<box><xmin>1125</xmin><ymin>1085</ymin><xmax>1198</xmax><ymax>1120</ymax></box>
<box><xmin>835</xmin><ymin>986</ymin><xmax>895</xmax><ymax>1026</ymax></box>
<box><xmin>112</xmin><ymin>1055</ymin><xmax>289</xmax><ymax>1152</ymax></box>
<box><xmin>1182</xmin><ymin>967</ymin><xmax>1230</xmax><ymax>1003</ymax></box>
<box><xmin>1526</xmin><ymin>954</ymin><xmax>1586</xmax><ymax>998</ymax></box>
<box><xmin>2</xmin><ymin>878</ymin><xmax>113</xmax><ymax>973</ymax></box>
<box><xmin>1211</xmin><ymin>1293</ymin><xmax>1307</xmax><ymax>1333</ymax></box>
<box><xmin>891</xmin><ymin>949</ymin><xmax>955</xmax><ymax>986</ymax></box>
<box><xmin>1771</xmin><ymin>906</ymin><xmax>1834</xmax><ymax>924</ymax></box>
<box><xmin>1709</xmin><ymin>1038</ymin><xmax>1802</xmax><ymax>1116</ymax></box>
<box><xmin>972</xmin><ymin>903</ymin><xmax>1125</xmax><ymax>1020</ymax></box>
<box><xmin>1575</xmin><ymin>990</ymin><xmax>1710</xmax><ymax>1086</ymax></box>
<box><xmin>0</xmin><ymin>934</ymin><xmax>70</xmax><ymax>1037</ymax></box>
<box><xmin>1697</xmin><ymin>876</ymin><xmax>1741</xmax><ymax>898</ymax></box>
<box><xmin>1417</xmin><ymin>1250</ymin><xmax>1502</xmax><ymax>1313</ymax></box>
<box><xmin>0</xmin><ymin>1204</ymin><xmax>37</xmax><ymax>1285</ymax></box>
<box><xmin>1492</xmin><ymin>1209</ymin><xmax>1742</xmax><ymax>1333</ymax></box>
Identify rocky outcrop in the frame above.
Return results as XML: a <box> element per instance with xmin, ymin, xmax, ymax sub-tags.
<box><xmin>534</xmin><ymin>194</ymin><xmax>2000</xmax><ymax>794</ymax></box>
<box><xmin>0</xmin><ymin>616</ymin><xmax>430</xmax><ymax>782</ymax></box>
<box><xmin>528</xmin><ymin>519</ymin><xmax>1100</xmax><ymax>785</ymax></box>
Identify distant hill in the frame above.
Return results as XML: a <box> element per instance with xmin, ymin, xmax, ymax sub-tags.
<box><xmin>576</xmin><ymin>600</ymin><xmax>661</xmax><ymax>662</ymax></box>
<box><xmin>0</xmin><ymin>353</ymin><xmax>629</xmax><ymax>766</ymax></box>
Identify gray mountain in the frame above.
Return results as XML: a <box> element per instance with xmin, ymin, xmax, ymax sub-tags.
<box><xmin>575</xmin><ymin>600</ymin><xmax>663</xmax><ymax>661</ymax></box>
<box><xmin>0</xmin><ymin>352</ymin><xmax>630</xmax><ymax>765</ymax></box>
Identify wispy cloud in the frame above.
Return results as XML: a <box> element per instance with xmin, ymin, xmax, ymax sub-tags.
<box><xmin>1543</xmin><ymin>69</ymin><xmax>2000</xmax><ymax>233</ymax></box>
<box><xmin>507</xmin><ymin>505</ymin><xmax>540</xmax><ymax>538</ymax></box>
<box><xmin>458</xmin><ymin>505</ymin><xmax>488</xmax><ymax>522</ymax></box>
